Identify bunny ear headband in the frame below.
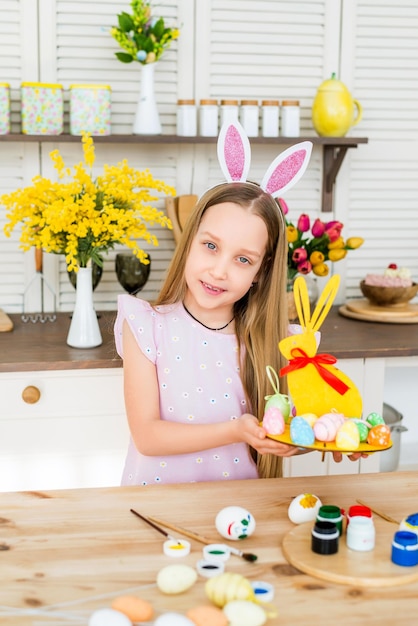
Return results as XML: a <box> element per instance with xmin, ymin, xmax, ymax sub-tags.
<box><xmin>217</xmin><ymin>120</ymin><xmax>312</xmax><ymax>198</ymax></box>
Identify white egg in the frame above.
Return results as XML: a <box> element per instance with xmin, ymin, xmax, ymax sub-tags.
<box><xmin>89</xmin><ymin>608</ymin><xmax>132</xmax><ymax>626</ymax></box>
<box><xmin>288</xmin><ymin>493</ymin><xmax>322</xmax><ymax>524</ymax></box>
<box><xmin>215</xmin><ymin>506</ymin><xmax>256</xmax><ymax>540</ymax></box>
<box><xmin>154</xmin><ymin>613</ymin><xmax>195</xmax><ymax>626</ymax></box>
<box><xmin>223</xmin><ymin>600</ymin><xmax>267</xmax><ymax>626</ymax></box>
<box><xmin>156</xmin><ymin>564</ymin><xmax>197</xmax><ymax>594</ymax></box>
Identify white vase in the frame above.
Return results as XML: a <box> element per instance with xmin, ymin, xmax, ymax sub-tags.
<box><xmin>67</xmin><ymin>266</ymin><xmax>102</xmax><ymax>348</ymax></box>
<box><xmin>133</xmin><ymin>62</ymin><xmax>162</xmax><ymax>135</ymax></box>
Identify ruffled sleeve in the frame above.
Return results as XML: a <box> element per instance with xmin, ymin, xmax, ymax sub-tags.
<box><xmin>114</xmin><ymin>294</ymin><xmax>157</xmax><ymax>363</ymax></box>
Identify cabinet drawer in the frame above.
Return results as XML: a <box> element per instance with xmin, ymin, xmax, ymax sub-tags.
<box><xmin>0</xmin><ymin>368</ymin><xmax>124</xmax><ymax>419</ymax></box>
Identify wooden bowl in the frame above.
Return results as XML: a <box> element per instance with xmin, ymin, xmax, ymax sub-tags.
<box><xmin>360</xmin><ymin>281</ymin><xmax>418</xmax><ymax>307</ymax></box>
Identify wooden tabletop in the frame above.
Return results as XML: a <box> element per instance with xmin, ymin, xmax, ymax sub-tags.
<box><xmin>1</xmin><ymin>471</ymin><xmax>417</xmax><ymax>625</ymax></box>
<box><xmin>1</xmin><ymin>306</ymin><xmax>418</xmax><ymax>373</ymax></box>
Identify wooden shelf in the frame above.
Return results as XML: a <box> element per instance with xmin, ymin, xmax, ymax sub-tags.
<box><xmin>0</xmin><ymin>133</ymin><xmax>368</xmax><ymax>213</ymax></box>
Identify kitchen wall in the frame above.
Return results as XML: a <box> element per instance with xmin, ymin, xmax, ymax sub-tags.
<box><xmin>0</xmin><ymin>0</ymin><xmax>417</xmax><ymax>469</ymax></box>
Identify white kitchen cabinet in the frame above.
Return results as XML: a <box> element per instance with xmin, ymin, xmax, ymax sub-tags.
<box><xmin>0</xmin><ymin>368</ymin><xmax>129</xmax><ymax>492</ymax></box>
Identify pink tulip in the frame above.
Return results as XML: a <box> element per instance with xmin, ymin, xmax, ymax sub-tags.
<box><xmin>292</xmin><ymin>247</ymin><xmax>308</xmax><ymax>263</ymax></box>
<box><xmin>297</xmin><ymin>260</ymin><xmax>312</xmax><ymax>274</ymax></box>
<box><xmin>297</xmin><ymin>213</ymin><xmax>310</xmax><ymax>232</ymax></box>
<box><xmin>312</xmin><ymin>218</ymin><xmax>325</xmax><ymax>237</ymax></box>
<box><xmin>325</xmin><ymin>220</ymin><xmax>343</xmax><ymax>243</ymax></box>
<box><xmin>277</xmin><ymin>197</ymin><xmax>289</xmax><ymax>215</ymax></box>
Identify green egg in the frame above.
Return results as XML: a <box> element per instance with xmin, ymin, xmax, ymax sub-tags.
<box><xmin>355</xmin><ymin>421</ymin><xmax>369</xmax><ymax>442</ymax></box>
<box><xmin>366</xmin><ymin>411</ymin><xmax>384</xmax><ymax>427</ymax></box>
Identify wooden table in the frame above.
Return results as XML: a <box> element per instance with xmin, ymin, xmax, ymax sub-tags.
<box><xmin>2</xmin><ymin>471</ymin><xmax>417</xmax><ymax>625</ymax></box>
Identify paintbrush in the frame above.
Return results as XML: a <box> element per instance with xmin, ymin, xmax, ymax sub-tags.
<box><xmin>147</xmin><ymin>514</ymin><xmax>258</xmax><ymax>562</ymax></box>
<box><xmin>356</xmin><ymin>499</ymin><xmax>400</xmax><ymax>525</ymax></box>
<box><xmin>130</xmin><ymin>509</ymin><xmax>183</xmax><ymax>544</ymax></box>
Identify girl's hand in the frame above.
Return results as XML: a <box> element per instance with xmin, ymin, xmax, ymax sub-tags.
<box><xmin>332</xmin><ymin>451</ymin><xmax>370</xmax><ymax>463</ymax></box>
<box><xmin>238</xmin><ymin>414</ymin><xmax>300</xmax><ymax>457</ymax></box>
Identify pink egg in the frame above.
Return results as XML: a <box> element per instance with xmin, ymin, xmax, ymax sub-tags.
<box><xmin>262</xmin><ymin>406</ymin><xmax>285</xmax><ymax>435</ymax></box>
<box><xmin>313</xmin><ymin>415</ymin><xmax>338</xmax><ymax>442</ymax></box>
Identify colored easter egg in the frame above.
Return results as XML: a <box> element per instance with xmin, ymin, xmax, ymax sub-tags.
<box><xmin>264</xmin><ymin>392</ymin><xmax>291</xmax><ymax>421</ymax></box>
<box><xmin>89</xmin><ymin>609</ymin><xmax>131</xmax><ymax>626</ymax></box>
<box><xmin>206</xmin><ymin>572</ymin><xmax>255</xmax><ymax>608</ymax></box>
<box><xmin>157</xmin><ymin>564</ymin><xmax>197</xmax><ymax>594</ymax></box>
<box><xmin>215</xmin><ymin>506</ymin><xmax>256</xmax><ymax>541</ymax></box>
<box><xmin>299</xmin><ymin>412</ymin><xmax>318</xmax><ymax>427</ymax></box>
<box><xmin>290</xmin><ymin>416</ymin><xmax>315</xmax><ymax>446</ymax></box>
<box><xmin>313</xmin><ymin>415</ymin><xmax>338</xmax><ymax>442</ymax></box>
<box><xmin>288</xmin><ymin>493</ymin><xmax>322</xmax><ymax>524</ymax></box>
<box><xmin>186</xmin><ymin>605</ymin><xmax>228</xmax><ymax>626</ymax></box>
<box><xmin>367</xmin><ymin>424</ymin><xmax>391</xmax><ymax>447</ymax></box>
<box><xmin>353</xmin><ymin>419</ymin><xmax>369</xmax><ymax>442</ymax></box>
<box><xmin>111</xmin><ymin>596</ymin><xmax>153</xmax><ymax>622</ymax></box>
<box><xmin>262</xmin><ymin>406</ymin><xmax>285</xmax><ymax>435</ymax></box>
<box><xmin>223</xmin><ymin>600</ymin><xmax>267</xmax><ymax>626</ymax></box>
<box><xmin>366</xmin><ymin>411</ymin><xmax>385</xmax><ymax>427</ymax></box>
<box><xmin>335</xmin><ymin>419</ymin><xmax>360</xmax><ymax>450</ymax></box>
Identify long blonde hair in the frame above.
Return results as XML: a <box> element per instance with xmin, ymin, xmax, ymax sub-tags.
<box><xmin>155</xmin><ymin>183</ymin><xmax>289</xmax><ymax>478</ymax></box>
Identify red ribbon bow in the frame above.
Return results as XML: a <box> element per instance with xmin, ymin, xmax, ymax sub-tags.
<box><xmin>280</xmin><ymin>348</ymin><xmax>349</xmax><ymax>396</ymax></box>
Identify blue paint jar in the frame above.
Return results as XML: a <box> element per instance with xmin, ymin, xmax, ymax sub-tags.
<box><xmin>391</xmin><ymin>531</ymin><xmax>418</xmax><ymax>567</ymax></box>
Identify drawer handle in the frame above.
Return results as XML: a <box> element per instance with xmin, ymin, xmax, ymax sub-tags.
<box><xmin>22</xmin><ymin>385</ymin><xmax>41</xmax><ymax>404</ymax></box>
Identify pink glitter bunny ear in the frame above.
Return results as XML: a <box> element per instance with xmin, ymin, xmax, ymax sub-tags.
<box><xmin>261</xmin><ymin>141</ymin><xmax>313</xmax><ymax>198</ymax></box>
<box><xmin>217</xmin><ymin>121</ymin><xmax>251</xmax><ymax>182</ymax></box>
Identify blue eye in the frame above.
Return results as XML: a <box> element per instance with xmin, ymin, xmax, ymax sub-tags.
<box><xmin>206</xmin><ymin>242</ymin><xmax>216</xmax><ymax>250</ymax></box>
<box><xmin>238</xmin><ymin>256</ymin><xmax>250</xmax><ymax>264</ymax></box>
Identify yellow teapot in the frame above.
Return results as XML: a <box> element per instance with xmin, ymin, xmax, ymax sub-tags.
<box><xmin>312</xmin><ymin>73</ymin><xmax>362</xmax><ymax>137</ymax></box>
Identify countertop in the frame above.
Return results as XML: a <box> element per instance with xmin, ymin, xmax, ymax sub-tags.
<box><xmin>2</xmin><ymin>471</ymin><xmax>418</xmax><ymax>625</ymax></box>
<box><xmin>1</xmin><ymin>306</ymin><xmax>418</xmax><ymax>373</ymax></box>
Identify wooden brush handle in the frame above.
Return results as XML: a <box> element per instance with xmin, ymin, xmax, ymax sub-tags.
<box><xmin>147</xmin><ymin>515</ymin><xmax>212</xmax><ymax>546</ymax></box>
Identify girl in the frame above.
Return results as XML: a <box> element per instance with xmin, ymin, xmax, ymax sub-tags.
<box><xmin>114</xmin><ymin>181</ymin><xmax>300</xmax><ymax>485</ymax></box>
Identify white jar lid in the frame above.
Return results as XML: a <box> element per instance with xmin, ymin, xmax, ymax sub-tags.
<box><xmin>202</xmin><ymin>543</ymin><xmax>231</xmax><ymax>562</ymax></box>
<box><xmin>196</xmin><ymin>559</ymin><xmax>225</xmax><ymax>578</ymax></box>
<box><xmin>251</xmin><ymin>580</ymin><xmax>275</xmax><ymax>603</ymax></box>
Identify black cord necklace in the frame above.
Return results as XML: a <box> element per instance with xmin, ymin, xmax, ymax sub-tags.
<box><xmin>183</xmin><ymin>303</ymin><xmax>234</xmax><ymax>331</ymax></box>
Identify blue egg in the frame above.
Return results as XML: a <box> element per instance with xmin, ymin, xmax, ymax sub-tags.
<box><xmin>136</xmin><ymin>50</ymin><xmax>147</xmax><ymax>61</ymax></box>
<box><xmin>290</xmin><ymin>416</ymin><xmax>315</xmax><ymax>446</ymax></box>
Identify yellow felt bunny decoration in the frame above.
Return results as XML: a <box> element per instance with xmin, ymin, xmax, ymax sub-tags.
<box><xmin>279</xmin><ymin>275</ymin><xmax>363</xmax><ymax>418</ymax></box>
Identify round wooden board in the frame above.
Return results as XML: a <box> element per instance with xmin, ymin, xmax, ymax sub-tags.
<box><xmin>282</xmin><ymin>520</ymin><xmax>418</xmax><ymax>587</ymax></box>
<box><xmin>266</xmin><ymin>424</ymin><xmax>392</xmax><ymax>454</ymax></box>
<box><xmin>339</xmin><ymin>302</ymin><xmax>418</xmax><ymax>324</ymax></box>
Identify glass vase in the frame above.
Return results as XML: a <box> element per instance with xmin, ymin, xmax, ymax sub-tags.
<box><xmin>133</xmin><ymin>62</ymin><xmax>161</xmax><ymax>135</ymax></box>
<box><xmin>115</xmin><ymin>251</ymin><xmax>151</xmax><ymax>295</ymax></box>
<box><xmin>67</xmin><ymin>266</ymin><xmax>102</xmax><ymax>348</ymax></box>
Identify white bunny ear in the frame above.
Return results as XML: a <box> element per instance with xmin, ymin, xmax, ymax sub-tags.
<box><xmin>261</xmin><ymin>141</ymin><xmax>312</xmax><ymax>198</ymax></box>
<box><xmin>217</xmin><ymin>121</ymin><xmax>251</xmax><ymax>182</ymax></box>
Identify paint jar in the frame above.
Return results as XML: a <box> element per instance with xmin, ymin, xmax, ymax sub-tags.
<box><xmin>21</xmin><ymin>82</ymin><xmax>63</xmax><ymax>135</ymax></box>
<box><xmin>347</xmin><ymin>504</ymin><xmax>373</xmax><ymax>526</ymax></box>
<box><xmin>220</xmin><ymin>99</ymin><xmax>239</xmax><ymax>126</ymax></box>
<box><xmin>281</xmin><ymin>99</ymin><xmax>300</xmax><ymax>137</ymax></box>
<box><xmin>176</xmin><ymin>99</ymin><xmax>197</xmax><ymax>136</ymax></box>
<box><xmin>346</xmin><ymin>516</ymin><xmax>375</xmax><ymax>551</ymax></box>
<box><xmin>0</xmin><ymin>83</ymin><xmax>10</xmax><ymax>134</ymax></box>
<box><xmin>163</xmin><ymin>539</ymin><xmax>191</xmax><ymax>558</ymax></box>
<box><xmin>311</xmin><ymin>520</ymin><xmax>339</xmax><ymax>554</ymax></box>
<box><xmin>69</xmin><ymin>84</ymin><xmax>111</xmax><ymax>135</ymax></box>
<box><xmin>196</xmin><ymin>559</ymin><xmax>224</xmax><ymax>578</ymax></box>
<box><xmin>199</xmin><ymin>99</ymin><xmax>218</xmax><ymax>136</ymax></box>
<box><xmin>239</xmin><ymin>99</ymin><xmax>259</xmax><ymax>136</ymax></box>
<box><xmin>261</xmin><ymin>99</ymin><xmax>279</xmax><ymax>137</ymax></box>
<box><xmin>391</xmin><ymin>531</ymin><xmax>418</xmax><ymax>567</ymax></box>
<box><xmin>317</xmin><ymin>505</ymin><xmax>344</xmax><ymax>535</ymax></box>
<box><xmin>203</xmin><ymin>544</ymin><xmax>231</xmax><ymax>562</ymax></box>
<box><xmin>251</xmin><ymin>581</ymin><xmax>274</xmax><ymax>603</ymax></box>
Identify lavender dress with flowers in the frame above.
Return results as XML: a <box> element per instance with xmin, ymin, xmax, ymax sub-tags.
<box><xmin>114</xmin><ymin>295</ymin><xmax>258</xmax><ymax>486</ymax></box>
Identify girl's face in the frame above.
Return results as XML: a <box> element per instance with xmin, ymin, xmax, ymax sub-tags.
<box><xmin>184</xmin><ymin>202</ymin><xmax>268</xmax><ymax>319</ymax></box>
